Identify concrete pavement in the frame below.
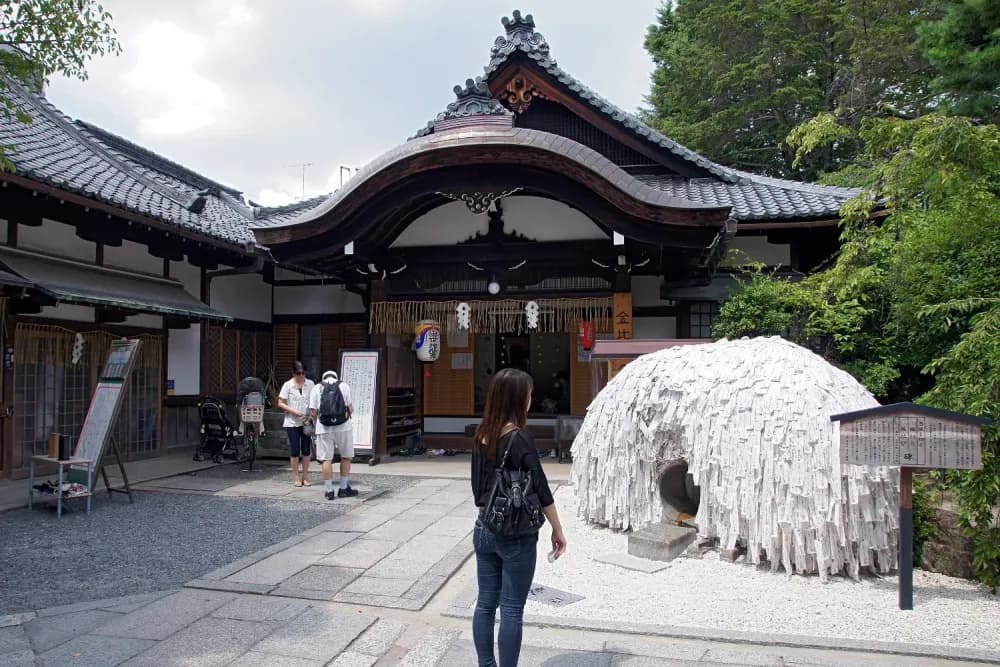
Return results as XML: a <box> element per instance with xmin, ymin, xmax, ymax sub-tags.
<box><xmin>2</xmin><ymin>458</ymin><xmax>996</xmax><ymax>666</ymax></box>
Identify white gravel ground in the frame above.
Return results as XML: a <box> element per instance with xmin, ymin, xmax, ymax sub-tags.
<box><xmin>526</xmin><ymin>485</ymin><xmax>1000</xmax><ymax>652</ymax></box>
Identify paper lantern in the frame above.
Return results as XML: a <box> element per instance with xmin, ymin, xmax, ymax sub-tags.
<box><xmin>579</xmin><ymin>320</ymin><xmax>596</xmax><ymax>351</ymax></box>
<box><xmin>413</xmin><ymin>320</ymin><xmax>442</xmax><ymax>362</ymax></box>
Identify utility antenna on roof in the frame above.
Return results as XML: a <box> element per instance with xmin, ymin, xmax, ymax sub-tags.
<box><xmin>287</xmin><ymin>162</ymin><xmax>313</xmax><ymax>200</ymax></box>
<box><xmin>339</xmin><ymin>166</ymin><xmax>359</xmax><ymax>188</ymax></box>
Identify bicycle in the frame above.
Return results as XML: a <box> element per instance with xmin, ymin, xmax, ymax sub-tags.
<box><xmin>240</xmin><ymin>392</ymin><xmax>265</xmax><ymax>471</ymax></box>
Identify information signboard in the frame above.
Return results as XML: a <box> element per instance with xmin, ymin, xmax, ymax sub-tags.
<box><xmin>836</xmin><ymin>411</ymin><xmax>982</xmax><ymax>469</ymax></box>
<box><xmin>339</xmin><ymin>349</ymin><xmax>382</xmax><ymax>457</ymax></box>
<box><xmin>74</xmin><ymin>339</ymin><xmax>141</xmax><ymax>465</ymax></box>
<box><xmin>831</xmin><ymin>402</ymin><xmax>990</xmax><ymax>610</ymax></box>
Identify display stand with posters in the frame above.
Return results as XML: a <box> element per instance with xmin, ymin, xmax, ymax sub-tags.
<box><xmin>71</xmin><ymin>338</ymin><xmax>140</xmax><ymax>504</ymax></box>
<box><xmin>338</xmin><ymin>349</ymin><xmax>384</xmax><ymax>465</ymax></box>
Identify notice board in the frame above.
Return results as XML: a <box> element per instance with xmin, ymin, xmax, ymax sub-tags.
<box><xmin>339</xmin><ymin>349</ymin><xmax>382</xmax><ymax>456</ymax></box>
<box><xmin>832</xmin><ymin>403</ymin><xmax>985</xmax><ymax>470</ymax></box>
<box><xmin>73</xmin><ymin>339</ymin><xmax>141</xmax><ymax>466</ymax></box>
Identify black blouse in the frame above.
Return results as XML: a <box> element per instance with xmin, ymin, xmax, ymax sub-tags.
<box><xmin>471</xmin><ymin>429</ymin><xmax>555</xmax><ymax>508</ymax></box>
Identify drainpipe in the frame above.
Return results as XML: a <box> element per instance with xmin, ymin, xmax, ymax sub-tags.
<box><xmin>203</xmin><ymin>254</ymin><xmax>266</xmax><ymax>306</ymax></box>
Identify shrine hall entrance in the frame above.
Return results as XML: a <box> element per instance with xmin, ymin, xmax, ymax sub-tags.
<box><xmin>473</xmin><ymin>332</ymin><xmax>570</xmax><ymax>415</ymax></box>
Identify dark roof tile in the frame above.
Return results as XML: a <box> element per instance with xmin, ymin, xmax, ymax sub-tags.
<box><xmin>0</xmin><ymin>80</ymin><xmax>257</xmax><ymax>249</ymax></box>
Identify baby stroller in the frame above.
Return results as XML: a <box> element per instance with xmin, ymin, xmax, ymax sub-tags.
<box><xmin>194</xmin><ymin>396</ymin><xmax>238</xmax><ymax>463</ymax></box>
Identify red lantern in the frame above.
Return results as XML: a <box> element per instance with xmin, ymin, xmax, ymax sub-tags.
<box><xmin>579</xmin><ymin>320</ymin><xmax>596</xmax><ymax>351</ymax></box>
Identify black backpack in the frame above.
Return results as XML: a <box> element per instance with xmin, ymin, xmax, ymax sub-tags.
<box><xmin>481</xmin><ymin>431</ymin><xmax>546</xmax><ymax>538</ymax></box>
<box><xmin>319</xmin><ymin>381</ymin><xmax>349</xmax><ymax>426</ymax></box>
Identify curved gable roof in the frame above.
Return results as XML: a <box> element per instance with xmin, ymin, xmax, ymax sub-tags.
<box><xmin>415</xmin><ymin>10</ymin><xmax>860</xmax><ymax>223</ymax></box>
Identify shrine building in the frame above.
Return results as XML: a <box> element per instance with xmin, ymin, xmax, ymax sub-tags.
<box><xmin>0</xmin><ymin>10</ymin><xmax>859</xmax><ymax>476</ymax></box>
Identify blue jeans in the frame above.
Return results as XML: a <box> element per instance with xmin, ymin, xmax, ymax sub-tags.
<box><xmin>472</xmin><ymin>522</ymin><xmax>538</xmax><ymax>667</ymax></box>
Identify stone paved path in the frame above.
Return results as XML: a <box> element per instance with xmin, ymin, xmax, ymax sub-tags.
<box><xmin>1</xmin><ymin>471</ymin><xmax>993</xmax><ymax>667</ymax></box>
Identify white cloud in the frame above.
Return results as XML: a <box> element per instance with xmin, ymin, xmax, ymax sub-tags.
<box><xmin>123</xmin><ymin>21</ymin><xmax>226</xmax><ymax>137</ymax></box>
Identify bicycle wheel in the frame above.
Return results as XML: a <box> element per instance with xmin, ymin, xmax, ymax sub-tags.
<box><xmin>245</xmin><ymin>429</ymin><xmax>257</xmax><ymax>471</ymax></box>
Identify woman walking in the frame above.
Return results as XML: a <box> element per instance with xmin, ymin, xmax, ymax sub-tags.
<box><xmin>278</xmin><ymin>361</ymin><xmax>314</xmax><ymax>487</ymax></box>
<box><xmin>471</xmin><ymin>368</ymin><xmax>567</xmax><ymax>667</ymax></box>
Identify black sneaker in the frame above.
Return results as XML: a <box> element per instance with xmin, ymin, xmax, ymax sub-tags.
<box><xmin>324</xmin><ymin>490</ymin><xmax>336</xmax><ymax>500</ymax></box>
<box><xmin>338</xmin><ymin>486</ymin><xmax>358</xmax><ymax>498</ymax></box>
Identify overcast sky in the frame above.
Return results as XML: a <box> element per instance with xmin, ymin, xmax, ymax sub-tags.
<box><xmin>47</xmin><ymin>1</ymin><xmax>663</xmax><ymax>206</ymax></box>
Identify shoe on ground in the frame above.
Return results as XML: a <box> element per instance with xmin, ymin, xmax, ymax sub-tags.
<box><xmin>324</xmin><ymin>490</ymin><xmax>336</xmax><ymax>500</ymax></box>
<box><xmin>338</xmin><ymin>486</ymin><xmax>358</xmax><ymax>498</ymax></box>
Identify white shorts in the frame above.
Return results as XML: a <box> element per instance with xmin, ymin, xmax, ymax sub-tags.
<box><xmin>315</xmin><ymin>430</ymin><xmax>354</xmax><ymax>460</ymax></box>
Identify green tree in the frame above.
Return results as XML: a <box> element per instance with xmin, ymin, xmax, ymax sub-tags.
<box><xmin>0</xmin><ymin>0</ymin><xmax>120</xmax><ymax>165</ymax></box>
<box><xmin>714</xmin><ymin>115</ymin><xmax>1000</xmax><ymax>587</ymax></box>
<box><xmin>922</xmin><ymin>300</ymin><xmax>1000</xmax><ymax>591</ymax></box>
<box><xmin>918</xmin><ymin>0</ymin><xmax>1000</xmax><ymax>123</ymax></box>
<box><xmin>643</xmin><ymin>0</ymin><xmax>934</xmax><ymax>179</ymax></box>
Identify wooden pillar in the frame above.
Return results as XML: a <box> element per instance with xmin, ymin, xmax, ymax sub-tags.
<box><xmin>609</xmin><ymin>274</ymin><xmax>633</xmax><ymax>380</ymax></box>
<box><xmin>899</xmin><ymin>466</ymin><xmax>914</xmax><ymax>610</ymax></box>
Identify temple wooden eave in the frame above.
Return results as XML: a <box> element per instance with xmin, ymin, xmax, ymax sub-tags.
<box><xmin>253</xmin><ymin>127</ymin><xmax>732</xmax><ymax>255</ymax></box>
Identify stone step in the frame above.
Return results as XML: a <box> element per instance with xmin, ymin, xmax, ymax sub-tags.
<box><xmin>628</xmin><ymin>522</ymin><xmax>697</xmax><ymax>562</ymax></box>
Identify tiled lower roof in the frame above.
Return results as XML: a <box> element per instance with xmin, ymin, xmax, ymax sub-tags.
<box><xmin>1</xmin><ymin>80</ymin><xmax>256</xmax><ymax>249</ymax></box>
<box><xmin>634</xmin><ymin>174</ymin><xmax>855</xmax><ymax>222</ymax></box>
<box><xmin>250</xmin><ymin>194</ymin><xmax>332</xmax><ymax>228</ymax></box>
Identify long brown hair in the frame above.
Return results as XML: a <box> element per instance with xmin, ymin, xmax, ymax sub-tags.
<box><xmin>475</xmin><ymin>368</ymin><xmax>532</xmax><ymax>462</ymax></box>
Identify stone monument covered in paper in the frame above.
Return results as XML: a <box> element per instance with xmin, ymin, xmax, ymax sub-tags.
<box><xmin>571</xmin><ymin>336</ymin><xmax>900</xmax><ymax>579</ymax></box>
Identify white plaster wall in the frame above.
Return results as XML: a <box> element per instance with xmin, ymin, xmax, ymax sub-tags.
<box><xmin>211</xmin><ymin>271</ymin><xmax>272</xmax><ymax>322</ymax></box>
<box><xmin>632</xmin><ymin>276</ymin><xmax>665</xmax><ymax>307</ymax></box>
<box><xmin>391</xmin><ymin>196</ymin><xmax>607</xmax><ymax>247</ymax></box>
<box><xmin>16</xmin><ymin>218</ymin><xmax>94</xmax><ymax>261</ymax></box>
<box><xmin>273</xmin><ymin>285</ymin><xmax>365</xmax><ymax>315</ymax></box>
<box><xmin>104</xmin><ymin>239</ymin><xmax>159</xmax><ymax>274</ymax></box>
<box><xmin>124</xmin><ymin>314</ymin><xmax>163</xmax><ymax>329</ymax></box>
<box><xmin>723</xmin><ymin>236</ymin><xmax>791</xmax><ymax>267</ymax></box>
<box><xmin>168</xmin><ymin>325</ymin><xmax>201</xmax><ymax>395</ymax></box>
<box><xmin>634</xmin><ymin>317</ymin><xmax>677</xmax><ymax>339</ymax></box>
<box><xmin>170</xmin><ymin>259</ymin><xmax>202</xmax><ymax>296</ymax></box>
<box><xmin>39</xmin><ymin>303</ymin><xmax>93</xmax><ymax>322</ymax></box>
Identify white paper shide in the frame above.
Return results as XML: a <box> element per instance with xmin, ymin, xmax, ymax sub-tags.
<box><xmin>571</xmin><ymin>336</ymin><xmax>900</xmax><ymax>579</ymax></box>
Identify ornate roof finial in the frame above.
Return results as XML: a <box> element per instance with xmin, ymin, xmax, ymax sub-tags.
<box><xmin>488</xmin><ymin>9</ymin><xmax>554</xmax><ymax>72</ymax></box>
<box><xmin>501</xmin><ymin>9</ymin><xmax>535</xmax><ymax>36</ymax></box>
<box><xmin>433</xmin><ymin>77</ymin><xmax>513</xmax><ymax>132</ymax></box>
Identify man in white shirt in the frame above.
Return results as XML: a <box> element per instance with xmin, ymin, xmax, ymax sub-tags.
<box><xmin>309</xmin><ymin>370</ymin><xmax>358</xmax><ymax>499</ymax></box>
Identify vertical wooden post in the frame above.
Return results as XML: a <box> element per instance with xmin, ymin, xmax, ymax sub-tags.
<box><xmin>899</xmin><ymin>466</ymin><xmax>914</xmax><ymax>610</ymax></box>
<box><xmin>610</xmin><ymin>290</ymin><xmax>633</xmax><ymax>380</ymax></box>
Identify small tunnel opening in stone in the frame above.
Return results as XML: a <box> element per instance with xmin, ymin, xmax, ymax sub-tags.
<box><xmin>659</xmin><ymin>459</ymin><xmax>700</xmax><ymax>521</ymax></box>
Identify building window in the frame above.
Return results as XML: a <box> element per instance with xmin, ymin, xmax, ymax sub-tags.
<box><xmin>202</xmin><ymin>324</ymin><xmax>273</xmax><ymax>397</ymax></box>
<box><xmin>688</xmin><ymin>301</ymin><xmax>720</xmax><ymax>339</ymax></box>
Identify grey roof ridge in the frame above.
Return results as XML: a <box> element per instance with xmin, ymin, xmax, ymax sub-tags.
<box><xmin>8</xmin><ymin>79</ymin><xmax>205</xmax><ymax>212</ymax></box>
<box><xmin>216</xmin><ymin>190</ymin><xmax>264</xmax><ymax>226</ymax></box>
<box><xmin>512</xmin><ymin>50</ymin><xmax>865</xmax><ymax>199</ymax></box>
<box><xmin>251</xmin><ymin>192</ymin><xmax>331</xmax><ymax>219</ymax></box>
<box><xmin>416</xmin><ymin>22</ymin><xmax>862</xmax><ymax>202</ymax></box>
<box><xmin>482</xmin><ymin>48</ymin><xmax>739</xmax><ymax>184</ymax></box>
<box><xmin>723</xmin><ymin>167</ymin><xmax>862</xmax><ymax>198</ymax></box>
<box><xmin>258</xmin><ymin>125</ymin><xmax>730</xmax><ymax>232</ymax></box>
<box><xmin>75</xmin><ymin>119</ymin><xmax>244</xmax><ymax>197</ymax></box>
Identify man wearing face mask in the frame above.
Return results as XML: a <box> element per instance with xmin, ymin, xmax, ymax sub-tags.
<box><xmin>309</xmin><ymin>370</ymin><xmax>358</xmax><ymax>499</ymax></box>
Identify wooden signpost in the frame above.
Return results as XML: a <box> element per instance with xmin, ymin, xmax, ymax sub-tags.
<box><xmin>830</xmin><ymin>403</ymin><xmax>990</xmax><ymax>610</ymax></box>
